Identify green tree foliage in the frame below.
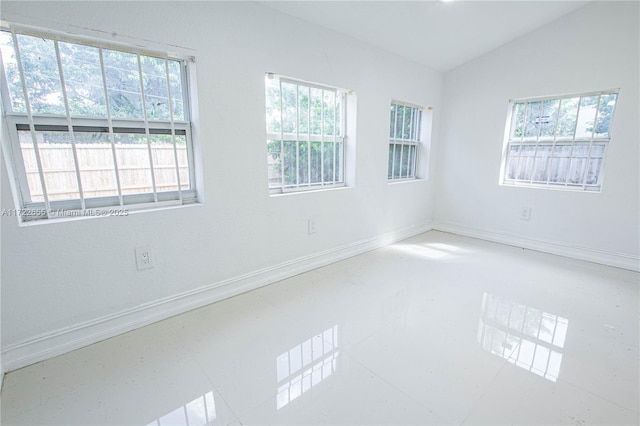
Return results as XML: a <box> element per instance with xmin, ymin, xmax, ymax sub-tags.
<box><xmin>512</xmin><ymin>94</ymin><xmax>616</xmax><ymax>140</ymax></box>
<box><xmin>0</xmin><ymin>31</ymin><xmax>184</xmax><ymax>121</ymax></box>
<box><xmin>265</xmin><ymin>78</ymin><xmax>343</xmax><ymax>186</ymax></box>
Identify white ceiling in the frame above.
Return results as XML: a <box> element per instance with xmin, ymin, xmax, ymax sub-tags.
<box><xmin>259</xmin><ymin>1</ymin><xmax>590</xmax><ymax>72</ymax></box>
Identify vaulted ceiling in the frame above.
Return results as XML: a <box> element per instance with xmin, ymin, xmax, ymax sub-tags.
<box><xmin>260</xmin><ymin>1</ymin><xmax>590</xmax><ymax>72</ymax></box>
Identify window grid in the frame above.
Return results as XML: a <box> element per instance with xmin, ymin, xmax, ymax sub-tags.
<box><xmin>276</xmin><ymin>326</ymin><xmax>339</xmax><ymax>410</ymax></box>
<box><xmin>0</xmin><ymin>26</ymin><xmax>195</xmax><ymax>221</ymax></box>
<box><xmin>389</xmin><ymin>101</ymin><xmax>421</xmax><ymax>180</ymax></box>
<box><xmin>478</xmin><ymin>292</ymin><xmax>568</xmax><ymax>382</ymax></box>
<box><xmin>502</xmin><ymin>89</ymin><xmax>618</xmax><ymax>192</ymax></box>
<box><xmin>266</xmin><ymin>75</ymin><xmax>346</xmax><ymax>193</ymax></box>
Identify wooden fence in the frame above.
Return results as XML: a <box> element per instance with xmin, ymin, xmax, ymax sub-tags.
<box><xmin>21</xmin><ymin>143</ymin><xmax>189</xmax><ymax>200</ymax></box>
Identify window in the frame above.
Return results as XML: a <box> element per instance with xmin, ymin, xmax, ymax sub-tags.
<box><xmin>388</xmin><ymin>101</ymin><xmax>422</xmax><ymax>180</ymax></box>
<box><xmin>0</xmin><ymin>26</ymin><xmax>196</xmax><ymax>221</ymax></box>
<box><xmin>265</xmin><ymin>74</ymin><xmax>347</xmax><ymax>193</ymax></box>
<box><xmin>501</xmin><ymin>90</ymin><xmax>618</xmax><ymax>192</ymax></box>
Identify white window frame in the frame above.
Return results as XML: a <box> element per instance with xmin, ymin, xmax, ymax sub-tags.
<box><xmin>0</xmin><ymin>24</ymin><xmax>198</xmax><ymax>222</ymax></box>
<box><xmin>500</xmin><ymin>89</ymin><xmax>619</xmax><ymax>192</ymax></box>
<box><xmin>388</xmin><ymin>100</ymin><xmax>423</xmax><ymax>181</ymax></box>
<box><xmin>265</xmin><ymin>74</ymin><xmax>348</xmax><ymax>194</ymax></box>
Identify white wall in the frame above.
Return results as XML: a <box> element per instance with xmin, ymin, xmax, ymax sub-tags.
<box><xmin>435</xmin><ymin>1</ymin><xmax>639</xmax><ymax>269</ymax></box>
<box><xmin>0</xmin><ymin>1</ymin><xmax>442</xmax><ymax>369</ymax></box>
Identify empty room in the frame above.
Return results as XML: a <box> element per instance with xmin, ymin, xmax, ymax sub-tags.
<box><xmin>0</xmin><ymin>1</ymin><xmax>638</xmax><ymax>424</ymax></box>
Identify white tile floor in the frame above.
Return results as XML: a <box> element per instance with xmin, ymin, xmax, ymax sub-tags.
<box><xmin>1</xmin><ymin>231</ymin><xmax>639</xmax><ymax>425</ymax></box>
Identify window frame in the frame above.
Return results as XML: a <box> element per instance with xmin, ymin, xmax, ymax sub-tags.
<box><xmin>388</xmin><ymin>100</ymin><xmax>424</xmax><ymax>181</ymax></box>
<box><xmin>0</xmin><ymin>24</ymin><xmax>198</xmax><ymax>222</ymax></box>
<box><xmin>265</xmin><ymin>74</ymin><xmax>348</xmax><ymax>195</ymax></box>
<box><xmin>499</xmin><ymin>89</ymin><xmax>619</xmax><ymax>192</ymax></box>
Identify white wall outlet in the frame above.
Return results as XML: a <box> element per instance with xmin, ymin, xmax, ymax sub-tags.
<box><xmin>135</xmin><ymin>246</ymin><xmax>154</xmax><ymax>270</ymax></box>
<box><xmin>308</xmin><ymin>218</ymin><xmax>317</xmax><ymax>235</ymax></box>
<box><xmin>520</xmin><ymin>207</ymin><xmax>532</xmax><ymax>221</ymax></box>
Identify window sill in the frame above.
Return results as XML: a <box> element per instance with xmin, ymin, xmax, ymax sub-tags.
<box><xmin>387</xmin><ymin>177</ymin><xmax>427</xmax><ymax>185</ymax></box>
<box><xmin>269</xmin><ymin>185</ymin><xmax>352</xmax><ymax>198</ymax></box>
<box><xmin>499</xmin><ymin>181</ymin><xmax>602</xmax><ymax>193</ymax></box>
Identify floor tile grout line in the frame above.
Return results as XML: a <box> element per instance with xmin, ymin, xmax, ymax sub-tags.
<box><xmin>459</xmin><ymin>353</ymin><xmax>514</xmax><ymax>425</ymax></box>
<box><xmin>554</xmin><ymin>376</ymin><xmax>640</xmax><ymax>414</ymax></box>
<box><xmin>339</xmin><ymin>350</ymin><xmax>451</xmax><ymax>424</ymax></box>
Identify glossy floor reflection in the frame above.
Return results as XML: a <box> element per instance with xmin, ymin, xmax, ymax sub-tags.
<box><xmin>2</xmin><ymin>231</ymin><xmax>638</xmax><ymax>425</ymax></box>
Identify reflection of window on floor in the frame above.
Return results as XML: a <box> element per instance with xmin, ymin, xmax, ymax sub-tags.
<box><xmin>478</xmin><ymin>292</ymin><xmax>568</xmax><ymax>382</ymax></box>
<box><xmin>146</xmin><ymin>391</ymin><xmax>215</xmax><ymax>426</ymax></box>
<box><xmin>276</xmin><ymin>325</ymin><xmax>339</xmax><ymax>410</ymax></box>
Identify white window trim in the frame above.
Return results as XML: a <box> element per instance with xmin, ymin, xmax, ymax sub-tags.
<box><xmin>0</xmin><ymin>23</ymin><xmax>199</xmax><ymax>222</ymax></box>
<box><xmin>499</xmin><ymin>89</ymin><xmax>619</xmax><ymax>193</ymax></box>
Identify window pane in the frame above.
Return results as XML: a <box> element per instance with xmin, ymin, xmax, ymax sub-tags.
<box><xmin>265</xmin><ymin>78</ymin><xmax>281</xmax><ymax>134</ymax></box>
<box><xmin>336</xmin><ymin>142</ymin><xmax>343</xmax><ymax>181</ymax></box>
<box><xmin>283</xmin><ymin>140</ymin><xmax>296</xmax><ymax>186</ymax></box>
<box><xmin>141</xmin><ymin>56</ymin><xmax>171</xmax><ymax>120</ymax></box>
<box><xmin>567</xmin><ymin>144</ymin><xmax>589</xmax><ymax>185</ymax></box>
<box><xmin>586</xmin><ymin>143</ymin><xmax>605</xmax><ymax>185</ymax></box>
<box><xmin>575</xmin><ymin>96</ymin><xmax>598</xmax><ymax>139</ymax></box>
<box><xmin>17</xmin><ymin>132</ymin><xmax>44</xmax><ymax>201</ymax></box>
<box><xmin>175</xmin><ymin>135</ymin><xmax>190</xmax><ymax>190</ymax></box>
<box><xmin>59</xmin><ymin>42</ymin><xmax>107</xmax><ymax>117</ymax></box>
<box><xmin>556</xmin><ymin>97</ymin><xmax>579</xmax><ymax>138</ymax></box>
<box><xmin>594</xmin><ymin>94</ymin><xmax>617</xmax><ymax>138</ymax></box>
<box><xmin>532</xmin><ymin>145</ymin><xmax>552</xmax><ymax>183</ymax></box>
<box><xmin>401</xmin><ymin>145</ymin><xmax>410</xmax><ymax>177</ymax></box>
<box><xmin>150</xmin><ymin>134</ymin><xmax>180</xmax><ymax>192</ymax></box>
<box><xmin>335</xmin><ymin>95</ymin><xmax>342</xmax><ymax>136</ymax></box>
<box><xmin>167</xmin><ymin>60</ymin><xmax>184</xmax><ymax>120</ymax></box>
<box><xmin>298</xmin><ymin>88</ymin><xmax>309</xmax><ymax>135</ymax></box>
<box><xmin>19</xmin><ymin>130</ymin><xmax>79</xmax><ymax>201</ymax></box>
<box><xmin>310</xmin><ymin>141</ymin><xmax>322</xmax><ymax>183</ymax></box>
<box><xmin>281</xmin><ymin>83</ymin><xmax>296</xmax><ymax>135</ymax></box>
<box><xmin>402</xmin><ymin>106</ymin><xmax>413</xmax><ymax>139</ymax></box>
<box><xmin>389</xmin><ymin>104</ymin><xmax>397</xmax><ymax>139</ymax></box>
<box><xmin>0</xmin><ymin>31</ymin><xmax>26</xmax><ymax>112</ymax></box>
<box><xmin>524</xmin><ymin>101</ymin><xmax>541</xmax><ymax>139</ymax></box>
<box><xmin>113</xmin><ymin>133</ymin><xmax>153</xmax><ymax>194</ymax></box>
<box><xmin>539</xmin><ymin>99</ymin><xmax>560</xmax><ymax>139</ymax></box>
<box><xmin>395</xmin><ymin>105</ymin><xmax>405</xmax><ymax>140</ymax></box>
<box><xmin>310</xmin><ymin>88</ymin><xmax>322</xmax><ymax>136</ymax></box>
<box><xmin>323</xmin><ymin>142</ymin><xmax>335</xmax><ymax>182</ymax></box>
<box><xmin>511</xmin><ymin>102</ymin><xmax>525</xmax><ymax>139</ymax></box>
<box><xmin>17</xmin><ymin>34</ymin><xmax>65</xmax><ymax>115</ymax></box>
<box><xmin>549</xmin><ymin>145</ymin><xmax>571</xmax><ymax>183</ymax></box>
<box><xmin>323</xmin><ymin>91</ymin><xmax>335</xmax><ymax>136</ymax></box>
<box><xmin>506</xmin><ymin>144</ymin><xmax>520</xmax><ymax>180</ymax></box>
<box><xmin>517</xmin><ymin>145</ymin><xmax>535</xmax><ymax>180</ymax></box>
<box><xmin>267</xmin><ymin>139</ymin><xmax>282</xmax><ymax>187</ymax></box>
<box><xmin>298</xmin><ymin>141</ymin><xmax>309</xmax><ymax>184</ymax></box>
<box><xmin>72</xmin><ymin>131</ymin><xmax>118</xmax><ymax>198</ymax></box>
<box><xmin>393</xmin><ymin>144</ymin><xmax>402</xmax><ymax>179</ymax></box>
<box><xmin>103</xmin><ymin>49</ymin><xmax>144</xmax><ymax>119</ymax></box>
<box><xmin>409</xmin><ymin>145</ymin><xmax>417</xmax><ymax>177</ymax></box>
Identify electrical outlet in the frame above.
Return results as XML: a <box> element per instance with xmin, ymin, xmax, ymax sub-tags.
<box><xmin>135</xmin><ymin>246</ymin><xmax>154</xmax><ymax>270</ymax></box>
<box><xmin>308</xmin><ymin>218</ymin><xmax>317</xmax><ymax>235</ymax></box>
<box><xmin>520</xmin><ymin>207</ymin><xmax>532</xmax><ymax>221</ymax></box>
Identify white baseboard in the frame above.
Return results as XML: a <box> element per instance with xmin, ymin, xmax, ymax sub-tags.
<box><xmin>434</xmin><ymin>221</ymin><xmax>640</xmax><ymax>272</ymax></box>
<box><xmin>2</xmin><ymin>222</ymin><xmax>433</xmax><ymax>373</ymax></box>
